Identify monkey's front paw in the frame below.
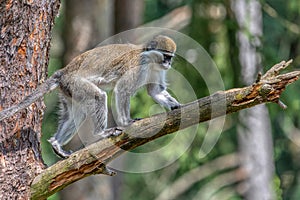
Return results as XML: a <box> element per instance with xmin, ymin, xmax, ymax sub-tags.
<box><xmin>171</xmin><ymin>104</ymin><xmax>181</xmax><ymax>110</ymax></box>
<box><xmin>133</xmin><ymin>118</ymin><xmax>143</xmax><ymax>122</ymax></box>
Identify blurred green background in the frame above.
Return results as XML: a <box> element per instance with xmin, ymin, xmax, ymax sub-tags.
<box><xmin>43</xmin><ymin>0</ymin><xmax>300</xmax><ymax>199</ymax></box>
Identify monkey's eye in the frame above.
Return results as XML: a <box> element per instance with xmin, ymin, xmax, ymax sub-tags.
<box><xmin>163</xmin><ymin>54</ymin><xmax>173</xmax><ymax>62</ymax></box>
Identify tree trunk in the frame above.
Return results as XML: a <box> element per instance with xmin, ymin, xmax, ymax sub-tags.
<box><xmin>231</xmin><ymin>0</ymin><xmax>275</xmax><ymax>199</ymax></box>
<box><xmin>0</xmin><ymin>1</ymin><xmax>60</xmax><ymax>199</ymax></box>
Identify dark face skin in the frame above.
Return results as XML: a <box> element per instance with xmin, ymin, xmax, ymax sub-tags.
<box><xmin>163</xmin><ymin>53</ymin><xmax>173</xmax><ymax>66</ymax></box>
<box><xmin>161</xmin><ymin>51</ymin><xmax>174</xmax><ymax>69</ymax></box>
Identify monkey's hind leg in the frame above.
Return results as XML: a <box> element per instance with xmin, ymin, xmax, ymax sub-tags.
<box><xmin>83</xmin><ymin>86</ymin><xmax>124</xmax><ymax>139</ymax></box>
<box><xmin>49</xmin><ymin>95</ymin><xmax>85</xmax><ymax>158</ymax></box>
<box><xmin>74</xmin><ymin>78</ymin><xmax>127</xmax><ymax>140</ymax></box>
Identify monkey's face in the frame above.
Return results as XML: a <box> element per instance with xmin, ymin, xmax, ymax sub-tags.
<box><xmin>143</xmin><ymin>49</ymin><xmax>174</xmax><ymax>71</ymax></box>
<box><xmin>151</xmin><ymin>50</ymin><xmax>174</xmax><ymax>71</ymax></box>
<box><xmin>161</xmin><ymin>51</ymin><xmax>174</xmax><ymax>70</ymax></box>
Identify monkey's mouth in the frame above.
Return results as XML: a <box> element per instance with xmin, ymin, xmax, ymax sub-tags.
<box><xmin>162</xmin><ymin>60</ymin><xmax>171</xmax><ymax>69</ymax></box>
<box><xmin>162</xmin><ymin>54</ymin><xmax>173</xmax><ymax>69</ymax></box>
<box><xmin>162</xmin><ymin>52</ymin><xmax>174</xmax><ymax>70</ymax></box>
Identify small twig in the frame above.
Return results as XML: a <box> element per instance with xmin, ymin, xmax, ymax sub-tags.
<box><xmin>262</xmin><ymin>59</ymin><xmax>293</xmax><ymax>79</ymax></box>
<box><xmin>277</xmin><ymin>100</ymin><xmax>288</xmax><ymax>109</ymax></box>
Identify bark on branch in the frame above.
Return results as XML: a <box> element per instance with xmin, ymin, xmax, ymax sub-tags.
<box><xmin>30</xmin><ymin>60</ymin><xmax>299</xmax><ymax>199</ymax></box>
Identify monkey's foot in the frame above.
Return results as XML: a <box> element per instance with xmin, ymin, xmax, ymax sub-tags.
<box><xmin>133</xmin><ymin>118</ymin><xmax>143</xmax><ymax>122</ymax></box>
<box><xmin>101</xmin><ymin>127</ymin><xmax>123</xmax><ymax>138</ymax></box>
<box><xmin>171</xmin><ymin>104</ymin><xmax>181</xmax><ymax>110</ymax></box>
<box><xmin>48</xmin><ymin>137</ymin><xmax>72</xmax><ymax>158</ymax></box>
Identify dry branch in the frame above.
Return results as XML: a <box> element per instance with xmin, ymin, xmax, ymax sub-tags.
<box><xmin>31</xmin><ymin>60</ymin><xmax>300</xmax><ymax>199</ymax></box>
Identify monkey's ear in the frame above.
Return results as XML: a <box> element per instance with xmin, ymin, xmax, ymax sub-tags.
<box><xmin>140</xmin><ymin>51</ymin><xmax>163</xmax><ymax>65</ymax></box>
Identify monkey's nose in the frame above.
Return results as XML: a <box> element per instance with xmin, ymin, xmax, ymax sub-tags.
<box><xmin>162</xmin><ymin>61</ymin><xmax>170</xmax><ymax>69</ymax></box>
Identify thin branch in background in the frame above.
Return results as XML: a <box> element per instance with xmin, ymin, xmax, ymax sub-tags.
<box><xmin>263</xmin><ymin>3</ymin><xmax>300</xmax><ymax>35</ymax></box>
<box><xmin>141</xmin><ymin>5</ymin><xmax>192</xmax><ymax>30</ymax></box>
<box><xmin>193</xmin><ymin>168</ymin><xmax>247</xmax><ymax>200</ymax></box>
<box><xmin>155</xmin><ymin>153</ymin><xmax>239</xmax><ymax>200</ymax></box>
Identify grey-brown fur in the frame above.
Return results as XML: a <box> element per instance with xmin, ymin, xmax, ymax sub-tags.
<box><xmin>0</xmin><ymin>35</ymin><xmax>180</xmax><ymax>158</ymax></box>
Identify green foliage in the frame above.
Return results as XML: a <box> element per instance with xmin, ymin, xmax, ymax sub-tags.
<box><xmin>262</xmin><ymin>1</ymin><xmax>300</xmax><ymax>199</ymax></box>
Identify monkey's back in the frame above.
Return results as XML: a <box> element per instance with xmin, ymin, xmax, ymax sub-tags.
<box><xmin>63</xmin><ymin>43</ymin><xmax>142</xmax><ymax>78</ymax></box>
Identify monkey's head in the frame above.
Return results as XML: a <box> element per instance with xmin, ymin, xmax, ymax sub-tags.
<box><xmin>145</xmin><ymin>35</ymin><xmax>176</xmax><ymax>70</ymax></box>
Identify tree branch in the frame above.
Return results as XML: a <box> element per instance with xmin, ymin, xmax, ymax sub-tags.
<box><xmin>30</xmin><ymin>60</ymin><xmax>300</xmax><ymax>199</ymax></box>
<box><xmin>141</xmin><ymin>5</ymin><xmax>191</xmax><ymax>30</ymax></box>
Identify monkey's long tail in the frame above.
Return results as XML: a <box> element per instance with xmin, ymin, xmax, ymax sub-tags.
<box><xmin>0</xmin><ymin>71</ymin><xmax>62</xmax><ymax>121</ymax></box>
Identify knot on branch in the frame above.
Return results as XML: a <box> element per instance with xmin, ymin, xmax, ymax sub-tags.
<box><xmin>258</xmin><ymin>83</ymin><xmax>273</xmax><ymax>98</ymax></box>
